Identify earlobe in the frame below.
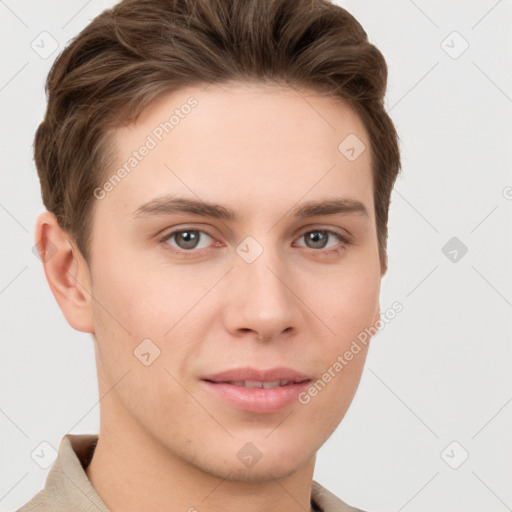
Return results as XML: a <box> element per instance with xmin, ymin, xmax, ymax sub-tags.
<box><xmin>34</xmin><ymin>211</ymin><xmax>95</xmax><ymax>333</ymax></box>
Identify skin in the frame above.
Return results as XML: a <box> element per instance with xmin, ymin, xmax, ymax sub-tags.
<box><xmin>36</xmin><ymin>82</ymin><xmax>383</xmax><ymax>512</ymax></box>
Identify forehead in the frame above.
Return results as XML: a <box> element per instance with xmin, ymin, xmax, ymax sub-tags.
<box><xmin>97</xmin><ymin>82</ymin><xmax>374</xmax><ymax>223</ymax></box>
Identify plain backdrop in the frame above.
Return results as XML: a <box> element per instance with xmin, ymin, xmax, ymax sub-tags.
<box><xmin>1</xmin><ymin>1</ymin><xmax>511</xmax><ymax>511</ymax></box>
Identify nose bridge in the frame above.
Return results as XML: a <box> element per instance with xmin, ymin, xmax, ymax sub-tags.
<box><xmin>226</xmin><ymin>235</ymin><xmax>299</xmax><ymax>339</ymax></box>
<box><xmin>238</xmin><ymin>239</ymin><xmax>291</xmax><ymax>306</ymax></box>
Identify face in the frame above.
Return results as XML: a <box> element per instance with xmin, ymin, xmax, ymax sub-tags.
<box><xmin>85</xmin><ymin>83</ymin><xmax>382</xmax><ymax>481</ymax></box>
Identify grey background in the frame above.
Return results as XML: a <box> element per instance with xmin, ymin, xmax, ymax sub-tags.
<box><xmin>1</xmin><ymin>1</ymin><xmax>511</xmax><ymax>511</ymax></box>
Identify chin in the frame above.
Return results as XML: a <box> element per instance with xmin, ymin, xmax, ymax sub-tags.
<box><xmin>191</xmin><ymin>445</ymin><xmax>310</xmax><ymax>483</ymax></box>
<box><xmin>220</xmin><ymin>460</ymin><xmax>302</xmax><ymax>483</ymax></box>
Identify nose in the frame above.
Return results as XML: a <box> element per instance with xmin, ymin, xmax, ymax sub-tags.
<box><xmin>222</xmin><ymin>248</ymin><xmax>301</xmax><ymax>342</ymax></box>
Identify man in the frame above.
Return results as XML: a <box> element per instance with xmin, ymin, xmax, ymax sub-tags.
<box><xmin>20</xmin><ymin>0</ymin><xmax>400</xmax><ymax>510</ymax></box>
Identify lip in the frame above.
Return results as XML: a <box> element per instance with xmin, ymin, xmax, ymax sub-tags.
<box><xmin>200</xmin><ymin>366</ymin><xmax>312</xmax><ymax>414</ymax></box>
<box><xmin>201</xmin><ymin>380</ymin><xmax>311</xmax><ymax>413</ymax></box>
<box><xmin>201</xmin><ymin>366</ymin><xmax>311</xmax><ymax>383</ymax></box>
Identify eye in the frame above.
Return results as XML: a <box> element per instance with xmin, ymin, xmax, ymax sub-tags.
<box><xmin>295</xmin><ymin>229</ymin><xmax>350</xmax><ymax>251</ymax></box>
<box><xmin>162</xmin><ymin>229</ymin><xmax>214</xmax><ymax>251</ymax></box>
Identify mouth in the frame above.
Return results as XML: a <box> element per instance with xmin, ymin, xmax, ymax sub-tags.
<box><xmin>199</xmin><ymin>368</ymin><xmax>312</xmax><ymax>413</ymax></box>
<box><xmin>200</xmin><ymin>365</ymin><xmax>312</xmax><ymax>384</ymax></box>
<box><xmin>203</xmin><ymin>379</ymin><xmax>310</xmax><ymax>388</ymax></box>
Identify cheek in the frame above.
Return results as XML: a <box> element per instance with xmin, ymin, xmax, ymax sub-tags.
<box><xmin>90</xmin><ymin>247</ymin><xmax>192</xmax><ymax>336</ymax></box>
<box><xmin>89</xmin><ymin>257</ymin><xmax>194</xmax><ymax>411</ymax></box>
<box><xmin>317</xmin><ymin>259</ymin><xmax>381</xmax><ymax>341</ymax></box>
<box><xmin>89</xmin><ymin>250</ymin><xmax>212</xmax><ymax>388</ymax></box>
<box><xmin>300</xmin><ymin>258</ymin><xmax>379</xmax><ymax>421</ymax></box>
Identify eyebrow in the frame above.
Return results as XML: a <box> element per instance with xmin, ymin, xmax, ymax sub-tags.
<box><xmin>132</xmin><ymin>195</ymin><xmax>369</xmax><ymax>221</ymax></box>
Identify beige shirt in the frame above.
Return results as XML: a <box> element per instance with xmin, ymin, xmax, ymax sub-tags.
<box><xmin>18</xmin><ymin>434</ymin><xmax>365</xmax><ymax>512</ymax></box>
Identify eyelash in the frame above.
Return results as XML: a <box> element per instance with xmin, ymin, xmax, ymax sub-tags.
<box><xmin>158</xmin><ymin>226</ymin><xmax>351</xmax><ymax>259</ymax></box>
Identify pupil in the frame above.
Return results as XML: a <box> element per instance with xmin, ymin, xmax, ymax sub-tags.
<box><xmin>307</xmin><ymin>231</ymin><xmax>327</xmax><ymax>249</ymax></box>
<box><xmin>177</xmin><ymin>231</ymin><xmax>198</xmax><ymax>249</ymax></box>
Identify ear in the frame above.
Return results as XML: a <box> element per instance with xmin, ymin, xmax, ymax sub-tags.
<box><xmin>34</xmin><ymin>211</ymin><xmax>95</xmax><ymax>333</ymax></box>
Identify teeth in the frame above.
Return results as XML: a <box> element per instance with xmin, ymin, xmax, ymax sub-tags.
<box><xmin>227</xmin><ymin>380</ymin><xmax>292</xmax><ymax>388</ymax></box>
<box><xmin>245</xmin><ymin>381</ymin><xmax>264</xmax><ymax>388</ymax></box>
<box><xmin>263</xmin><ymin>380</ymin><xmax>285</xmax><ymax>388</ymax></box>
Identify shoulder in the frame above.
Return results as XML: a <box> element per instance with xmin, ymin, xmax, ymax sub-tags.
<box><xmin>17</xmin><ymin>488</ymin><xmax>49</xmax><ymax>511</ymax></box>
<box><xmin>16</xmin><ymin>434</ymin><xmax>106</xmax><ymax>512</ymax></box>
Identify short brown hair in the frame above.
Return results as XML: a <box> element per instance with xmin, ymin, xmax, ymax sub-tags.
<box><xmin>35</xmin><ymin>0</ymin><xmax>401</xmax><ymax>272</ymax></box>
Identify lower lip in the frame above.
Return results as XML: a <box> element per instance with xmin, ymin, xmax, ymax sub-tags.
<box><xmin>200</xmin><ymin>380</ymin><xmax>311</xmax><ymax>414</ymax></box>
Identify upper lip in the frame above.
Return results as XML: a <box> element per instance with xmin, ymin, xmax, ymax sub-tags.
<box><xmin>201</xmin><ymin>366</ymin><xmax>312</xmax><ymax>383</ymax></box>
